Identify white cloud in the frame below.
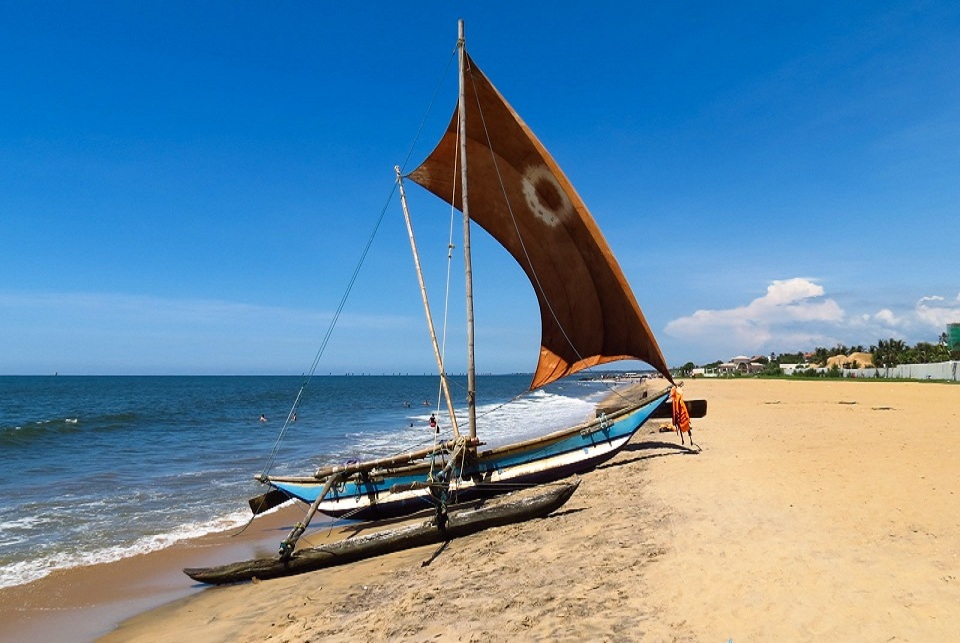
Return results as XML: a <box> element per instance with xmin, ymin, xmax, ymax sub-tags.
<box><xmin>664</xmin><ymin>278</ymin><xmax>844</xmax><ymax>356</ymax></box>
<box><xmin>873</xmin><ymin>308</ymin><xmax>900</xmax><ymax>326</ymax></box>
<box><xmin>914</xmin><ymin>293</ymin><xmax>960</xmax><ymax>328</ymax></box>
<box><xmin>665</xmin><ymin>280</ymin><xmax>960</xmax><ymax>362</ymax></box>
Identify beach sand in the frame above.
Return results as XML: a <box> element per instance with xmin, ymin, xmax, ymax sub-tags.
<box><xmin>4</xmin><ymin>378</ymin><xmax>959</xmax><ymax>641</ymax></box>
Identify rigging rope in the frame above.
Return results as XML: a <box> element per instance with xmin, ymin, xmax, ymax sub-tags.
<box><xmin>256</xmin><ymin>189</ymin><xmax>394</xmax><ymax>478</ymax></box>
<box><xmin>257</xmin><ymin>48</ymin><xmax>459</xmax><ymax>479</ymax></box>
<box><xmin>399</xmin><ymin>47</ymin><xmax>459</xmax><ymax>176</ymax></box>
<box><xmin>464</xmin><ymin>62</ymin><xmax>591</xmax><ymax>383</ymax></box>
<box><xmin>431</xmin><ymin>104</ymin><xmax>462</xmax><ymax>450</ymax></box>
<box><xmin>463</xmin><ymin>63</ymin><xmax>655</xmax><ymax>399</ymax></box>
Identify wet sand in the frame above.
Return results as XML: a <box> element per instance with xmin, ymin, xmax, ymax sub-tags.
<box><xmin>4</xmin><ymin>378</ymin><xmax>959</xmax><ymax>641</ymax></box>
<box><xmin>0</xmin><ymin>500</ymin><xmax>300</xmax><ymax>642</ymax></box>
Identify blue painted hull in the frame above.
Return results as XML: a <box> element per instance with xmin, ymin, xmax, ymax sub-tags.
<box><xmin>268</xmin><ymin>390</ymin><xmax>668</xmax><ymax>521</ymax></box>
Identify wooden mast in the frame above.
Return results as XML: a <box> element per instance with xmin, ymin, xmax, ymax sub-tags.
<box><xmin>458</xmin><ymin>19</ymin><xmax>478</xmax><ymax>440</ymax></box>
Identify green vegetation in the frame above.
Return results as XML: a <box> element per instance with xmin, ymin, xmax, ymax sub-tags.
<box><xmin>677</xmin><ymin>334</ymin><xmax>959</xmax><ymax>379</ymax></box>
<box><xmin>772</xmin><ymin>337</ymin><xmax>957</xmax><ymax>370</ymax></box>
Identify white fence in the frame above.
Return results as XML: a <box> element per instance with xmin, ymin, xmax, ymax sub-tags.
<box><xmin>838</xmin><ymin>361</ymin><xmax>960</xmax><ymax>382</ymax></box>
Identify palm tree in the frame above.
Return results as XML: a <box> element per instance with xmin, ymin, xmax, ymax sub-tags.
<box><xmin>889</xmin><ymin>339</ymin><xmax>908</xmax><ymax>366</ymax></box>
<box><xmin>871</xmin><ymin>340</ymin><xmax>886</xmax><ymax>367</ymax></box>
<box><xmin>813</xmin><ymin>347</ymin><xmax>829</xmax><ymax>367</ymax></box>
<box><xmin>872</xmin><ymin>338</ymin><xmax>907</xmax><ymax>368</ymax></box>
<box><xmin>914</xmin><ymin>342</ymin><xmax>938</xmax><ymax>364</ymax></box>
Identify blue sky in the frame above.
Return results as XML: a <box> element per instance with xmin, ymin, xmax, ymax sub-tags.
<box><xmin>2</xmin><ymin>2</ymin><xmax>958</xmax><ymax>375</ymax></box>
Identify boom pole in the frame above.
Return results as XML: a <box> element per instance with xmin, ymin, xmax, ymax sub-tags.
<box><xmin>395</xmin><ymin>168</ymin><xmax>461</xmax><ymax>439</ymax></box>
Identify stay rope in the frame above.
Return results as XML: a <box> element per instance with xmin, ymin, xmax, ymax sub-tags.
<box><xmin>464</xmin><ymin>64</ymin><xmax>662</xmax><ymax>401</ymax></box>
<box><xmin>463</xmin><ymin>66</ymin><xmax>600</xmax><ymax>390</ymax></box>
<box><xmin>257</xmin><ymin>48</ymin><xmax>458</xmax><ymax>479</ymax></box>
<box><xmin>429</xmin><ymin>99</ymin><xmax>461</xmax><ymax>465</ymax></box>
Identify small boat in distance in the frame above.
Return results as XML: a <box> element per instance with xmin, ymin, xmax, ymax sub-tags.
<box><xmin>251</xmin><ymin>20</ymin><xmax>676</xmax><ymax>560</ymax></box>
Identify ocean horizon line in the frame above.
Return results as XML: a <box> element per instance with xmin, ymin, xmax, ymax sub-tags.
<box><xmin>0</xmin><ymin>371</ymin><xmax>540</xmax><ymax>378</ymax></box>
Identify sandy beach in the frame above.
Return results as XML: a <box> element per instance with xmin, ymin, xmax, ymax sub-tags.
<box><xmin>4</xmin><ymin>378</ymin><xmax>959</xmax><ymax>641</ymax></box>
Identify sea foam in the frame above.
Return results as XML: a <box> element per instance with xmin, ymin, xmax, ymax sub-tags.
<box><xmin>0</xmin><ymin>508</ymin><xmax>252</xmax><ymax>589</ymax></box>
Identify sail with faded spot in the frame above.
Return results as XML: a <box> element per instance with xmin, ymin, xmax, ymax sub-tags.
<box><xmin>408</xmin><ymin>53</ymin><xmax>671</xmax><ymax>390</ymax></box>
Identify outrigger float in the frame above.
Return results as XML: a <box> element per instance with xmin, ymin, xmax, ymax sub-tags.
<box><xmin>185</xmin><ymin>481</ymin><xmax>578</xmax><ymax>585</ymax></box>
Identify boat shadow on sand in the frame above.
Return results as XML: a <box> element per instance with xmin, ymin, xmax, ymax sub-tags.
<box><xmin>601</xmin><ymin>440</ymin><xmax>701</xmax><ymax>470</ymax></box>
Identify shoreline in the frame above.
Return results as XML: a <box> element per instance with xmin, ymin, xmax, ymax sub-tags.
<box><xmin>0</xmin><ymin>501</ymin><xmax>299</xmax><ymax>642</ymax></box>
<box><xmin>4</xmin><ymin>378</ymin><xmax>959</xmax><ymax>641</ymax></box>
<box><xmin>0</xmin><ymin>498</ymin><xmax>468</xmax><ymax>642</ymax></box>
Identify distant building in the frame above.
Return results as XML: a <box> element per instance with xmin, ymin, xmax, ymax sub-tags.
<box><xmin>949</xmin><ymin>323</ymin><xmax>960</xmax><ymax>351</ymax></box>
<box><xmin>718</xmin><ymin>355</ymin><xmax>764</xmax><ymax>375</ymax></box>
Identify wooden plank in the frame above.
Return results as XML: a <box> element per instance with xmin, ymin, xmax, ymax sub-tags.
<box><xmin>248</xmin><ymin>489</ymin><xmax>292</xmax><ymax>515</ymax></box>
<box><xmin>650</xmin><ymin>398</ymin><xmax>708</xmax><ymax>419</ymax></box>
<box><xmin>597</xmin><ymin>398</ymin><xmax>707</xmax><ymax>419</ymax></box>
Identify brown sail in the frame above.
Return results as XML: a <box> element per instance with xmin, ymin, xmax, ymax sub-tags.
<box><xmin>408</xmin><ymin>53</ymin><xmax>672</xmax><ymax>389</ymax></box>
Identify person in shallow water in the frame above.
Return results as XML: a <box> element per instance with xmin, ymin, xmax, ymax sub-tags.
<box><xmin>259</xmin><ymin>414</ymin><xmax>267</xmax><ymax>423</ymax></box>
<box><xmin>429</xmin><ymin>413</ymin><xmax>438</xmax><ymax>433</ymax></box>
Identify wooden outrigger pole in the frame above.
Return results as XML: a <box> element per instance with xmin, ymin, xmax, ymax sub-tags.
<box><xmin>277</xmin><ymin>472</ymin><xmax>343</xmax><ymax>560</ymax></box>
<box><xmin>396</xmin><ymin>166</ymin><xmax>462</xmax><ymax>438</ymax></box>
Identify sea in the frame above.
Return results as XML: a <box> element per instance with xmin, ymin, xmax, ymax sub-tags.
<box><xmin>0</xmin><ymin>373</ymin><xmax>620</xmax><ymax>589</ymax></box>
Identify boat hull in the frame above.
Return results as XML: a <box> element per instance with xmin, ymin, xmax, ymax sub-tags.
<box><xmin>264</xmin><ymin>390</ymin><xmax>668</xmax><ymax>521</ymax></box>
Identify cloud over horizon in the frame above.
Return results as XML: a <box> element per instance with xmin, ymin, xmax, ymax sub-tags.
<box><xmin>665</xmin><ymin>278</ymin><xmax>960</xmax><ymax>361</ymax></box>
